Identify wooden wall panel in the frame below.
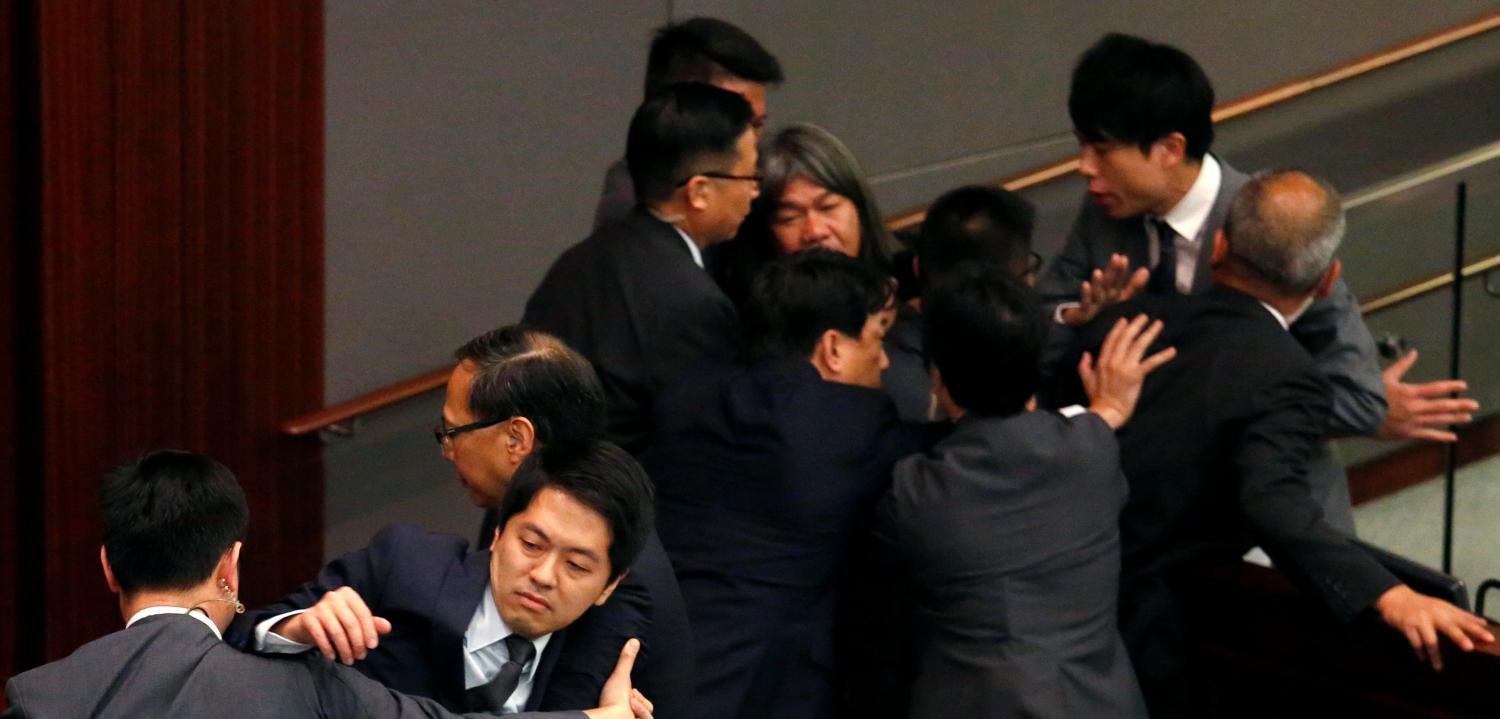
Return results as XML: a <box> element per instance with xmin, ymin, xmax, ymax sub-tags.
<box><xmin>0</xmin><ymin>0</ymin><xmax>21</xmax><ymax>694</ymax></box>
<box><xmin>25</xmin><ymin>0</ymin><xmax>325</xmax><ymax>662</ymax></box>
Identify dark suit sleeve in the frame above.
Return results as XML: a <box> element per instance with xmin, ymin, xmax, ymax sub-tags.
<box><xmin>313</xmin><ymin>656</ymin><xmax>587</xmax><ymax>719</ymax></box>
<box><xmin>1037</xmin><ymin>205</ymin><xmax>1099</xmax><ymax>369</ymax></box>
<box><xmin>538</xmin><ymin>578</ymin><xmax>647</xmax><ymax>711</ymax></box>
<box><xmin>1289</xmin><ymin>277</ymin><xmax>1387</xmax><ymax>438</ymax></box>
<box><xmin>1232</xmin><ymin>368</ymin><xmax>1399</xmax><ymax>622</ymax></box>
<box><xmin>228</xmin><ymin>524</ymin><xmax>409</xmax><ymax>648</ymax></box>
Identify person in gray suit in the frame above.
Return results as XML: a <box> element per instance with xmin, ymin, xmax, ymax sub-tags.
<box><xmin>1036</xmin><ymin>33</ymin><xmax>1477</xmax><ymax>535</ymax></box>
<box><xmin>1</xmin><ymin>450</ymin><xmax>651</xmax><ymax>719</ymax></box>
<box><xmin>874</xmin><ymin>264</ymin><xmax>1174</xmax><ymax>718</ymax></box>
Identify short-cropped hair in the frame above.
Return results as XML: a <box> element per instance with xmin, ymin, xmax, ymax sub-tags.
<box><xmin>1069</xmin><ymin>33</ymin><xmax>1215</xmax><ymax>160</ymax></box>
<box><xmin>645</xmin><ymin>17</ymin><xmax>783</xmax><ymax>97</ymax></box>
<box><xmin>743</xmin><ymin>249</ymin><xmax>895</xmax><ymax>362</ymax></box>
<box><xmin>496</xmin><ymin>440</ymin><xmax>654</xmax><ymax>582</ymax></box>
<box><xmin>455</xmin><ymin>326</ymin><xmax>605</xmax><ymax>445</ymax></box>
<box><xmin>918</xmin><ymin>185</ymin><xmax>1036</xmax><ymax>286</ymax></box>
<box><xmin>100</xmin><ymin>450</ymin><xmax>248</xmax><ymax>593</ymax></box>
<box><xmin>627</xmin><ymin>82</ymin><xmax>753</xmax><ymax>204</ymax></box>
<box><xmin>1223</xmin><ymin>169</ymin><xmax>1346</xmax><ymax>295</ymax></box>
<box><xmin>924</xmin><ymin>263</ymin><xmax>1045</xmax><ymax>417</ymax></box>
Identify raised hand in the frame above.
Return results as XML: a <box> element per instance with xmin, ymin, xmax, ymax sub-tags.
<box><xmin>272</xmin><ymin>586</ymin><xmax>392</xmax><ymax>665</ymax></box>
<box><xmin>1061</xmin><ymin>253</ymin><xmax>1151</xmax><ymax>326</ymax></box>
<box><xmin>585</xmin><ymin>638</ymin><xmax>655</xmax><ymax>719</ymax></box>
<box><xmin>1376</xmin><ymin>349</ymin><xmax>1480</xmax><ymax>443</ymax></box>
<box><xmin>1079</xmin><ymin>314</ymin><xmax>1177</xmax><ymax>429</ymax></box>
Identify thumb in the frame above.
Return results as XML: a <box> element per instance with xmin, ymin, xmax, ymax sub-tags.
<box><xmin>599</xmin><ymin>638</ymin><xmax>639</xmax><ymax>706</ymax></box>
<box><xmin>373</xmin><ymin>617</ymin><xmax>393</xmax><ymax>635</ymax></box>
<box><xmin>1386</xmin><ymin>349</ymin><xmax>1418</xmax><ymax>380</ymax></box>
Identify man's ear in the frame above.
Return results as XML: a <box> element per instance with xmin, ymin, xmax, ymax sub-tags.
<box><xmin>1314</xmin><ymin>259</ymin><xmax>1341</xmax><ymax>299</ymax></box>
<box><xmin>505</xmin><ymin>417</ymin><xmax>536</xmax><ymax>464</ymax></box>
<box><xmin>809</xmin><ymin>329</ymin><xmax>842</xmax><ymax>381</ymax></box>
<box><xmin>1210</xmin><ymin>229</ymin><xmax>1229</xmax><ymax>266</ymax></box>
<box><xmin>100</xmin><ymin>546</ymin><xmax>121</xmax><ymax>595</ymax></box>
<box><xmin>685</xmin><ymin>176</ymin><xmax>712</xmax><ymax>211</ymax></box>
<box><xmin>489</xmin><ymin>526</ymin><xmax>502</xmax><ymax>552</ymax></box>
<box><xmin>222</xmin><ymin>541</ymin><xmax>243</xmax><ymax>595</ymax></box>
<box><xmin>1153</xmin><ymin>132</ymin><xmax>1187</xmax><ymax>167</ymax></box>
<box><xmin>593</xmin><ymin>571</ymin><xmax>628</xmax><ymax>607</ymax></box>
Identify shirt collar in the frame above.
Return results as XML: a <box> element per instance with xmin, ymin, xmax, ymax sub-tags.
<box><xmin>464</xmin><ymin>585</ymin><xmax>551</xmax><ymax>665</ymax></box>
<box><xmin>126</xmin><ymin>606</ymin><xmax>223</xmax><ymax>640</ymax></box>
<box><xmin>646</xmin><ymin>209</ymin><xmax>705</xmax><ymax>268</ymax></box>
<box><xmin>1155</xmin><ymin>153</ymin><xmax>1221</xmax><ymax>243</ymax></box>
<box><xmin>1257</xmin><ymin>301</ymin><xmax>1291</xmax><ymax>330</ymax></box>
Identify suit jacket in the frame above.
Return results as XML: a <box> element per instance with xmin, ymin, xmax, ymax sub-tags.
<box><xmin>873</xmin><ymin>411</ymin><xmax>1146</xmax><ymax>719</ymax></box>
<box><xmin>3</xmin><ymin>613</ymin><xmax>582</xmax><ymax>719</ymax></box>
<box><xmin>1036</xmin><ymin>156</ymin><xmax>1385</xmax><ymax>534</ymax></box>
<box><xmin>228</xmin><ymin>524</ymin><xmax>580</xmax><ymax>713</ymax></box>
<box><xmin>1045</xmin><ymin>286</ymin><xmax>1399</xmax><ymax>716</ymax></box>
<box><xmin>645</xmin><ymin>359</ymin><xmax>924</xmax><ymax>719</ymax></box>
<box><xmin>880</xmin><ymin>304</ymin><xmax>934</xmax><ymax>422</ymax></box>
<box><xmin>524</xmin><ymin>208</ymin><xmax>739</xmax><ymax>455</ymax></box>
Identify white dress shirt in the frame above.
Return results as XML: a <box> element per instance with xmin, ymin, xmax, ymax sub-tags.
<box><xmin>254</xmin><ymin>585</ymin><xmax>551</xmax><ymax>715</ymax></box>
<box><xmin>127</xmin><ymin>605</ymin><xmax>223</xmax><ymax>640</ymax></box>
<box><xmin>1146</xmin><ymin>153</ymin><xmax>1222</xmax><ymax>294</ymax></box>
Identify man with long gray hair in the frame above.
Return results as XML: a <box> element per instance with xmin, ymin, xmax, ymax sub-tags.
<box><xmin>1047</xmin><ymin>169</ymin><xmax>1493</xmax><ymax>717</ymax></box>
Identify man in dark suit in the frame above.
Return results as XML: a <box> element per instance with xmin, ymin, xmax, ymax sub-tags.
<box><xmin>875</xmin><ymin>264</ymin><xmax>1170</xmax><ymax>718</ymax></box>
<box><xmin>592</xmin><ymin>17</ymin><xmax>782</xmax><ymax>230</ymax></box>
<box><xmin>3</xmin><ymin>450</ymin><xmax>646</xmax><ymax>719</ymax></box>
<box><xmin>441</xmin><ymin>326</ymin><xmax>694</xmax><ymax>719</ymax></box>
<box><xmin>1032</xmin><ymin>33</ymin><xmax>1487</xmax><ymax>536</ymax></box>
<box><xmin>1050</xmin><ymin>170</ymin><xmax>1492</xmax><ymax>717</ymax></box>
<box><xmin>525</xmin><ymin>83</ymin><xmax>759</xmax><ymax>455</ymax></box>
<box><xmin>646</xmin><ymin>250</ymin><xmax>922</xmax><ymax>719</ymax></box>
<box><xmin>233</xmin><ymin>442</ymin><xmax>659</xmax><ymax>717</ymax></box>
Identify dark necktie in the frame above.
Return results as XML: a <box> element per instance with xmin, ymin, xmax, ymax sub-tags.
<box><xmin>464</xmin><ymin>634</ymin><xmax>537</xmax><ymax>712</ymax></box>
<box><xmin>1148</xmin><ymin>217</ymin><xmax>1178</xmax><ymax>294</ymax></box>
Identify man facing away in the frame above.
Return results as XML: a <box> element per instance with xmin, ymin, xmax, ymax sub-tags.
<box><xmin>525</xmin><ymin>82</ymin><xmax>759</xmax><ymax>455</ymax></box>
<box><xmin>593</xmin><ymin>17</ymin><xmax>782</xmax><ymax>229</ymax></box>
<box><xmin>3</xmin><ymin>450</ymin><xmax>646</xmax><ymax>719</ymax></box>
<box><xmin>875</xmin><ymin>263</ymin><xmax>1171</xmax><ymax>718</ymax></box>
<box><xmin>1048</xmin><ymin>170</ymin><xmax>1493</xmax><ymax>716</ymax></box>
<box><xmin>646</xmin><ymin>249</ymin><xmax>924</xmax><ymax>719</ymax></box>
<box><xmin>232</xmin><ymin>441</ymin><xmax>659</xmax><ymax>718</ymax></box>
<box><xmin>1036</xmin><ymin>33</ymin><xmax>1478</xmax><ymax>535</ymax></box>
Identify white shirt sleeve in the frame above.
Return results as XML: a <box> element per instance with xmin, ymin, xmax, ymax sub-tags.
<box><xmin>254</xmin><ymin>609</ymin><xmax>314</xmax><ymax>653</ymax></box>
<box><xmin>1053</xmin><ymin>301</ymin><xmax>1080</xmax><ymax>324</ymax></box>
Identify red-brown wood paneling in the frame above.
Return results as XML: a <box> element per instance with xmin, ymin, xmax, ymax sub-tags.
<box><xmin>1</xmin><ymin>0</ymin><xmax>22</xmax><ymax>696</ymax></box>
<box><xmin>30</xmin><ymin>0</ymin><xmax>324</xmax><ymax>662</ymax></box>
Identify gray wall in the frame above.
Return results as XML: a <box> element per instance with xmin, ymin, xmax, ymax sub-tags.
<box><xmin>322</xmin><ymin>1</ymin><xmax>1500</xmax><ymax>558</ymax></box>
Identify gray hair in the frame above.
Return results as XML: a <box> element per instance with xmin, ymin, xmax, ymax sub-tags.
<box><xmin>754</xmin><ymin>123</ymin><xmax>898</xmax><ymax>271</ymax></box>
<box><xmin>1223</xmin><ymin>169</ymin><xmax>1345</xmax><ymax>295</ymax></box>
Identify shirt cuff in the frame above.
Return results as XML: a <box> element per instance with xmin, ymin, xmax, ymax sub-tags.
<box><xmin>1053</xmin><ymin>302</ymin><xmax>1080</xmax><ymax>324</ymax></box>
<box><xmin>255</xmin><ymin>609</ymin><xmax>313</xmax><ymax>653</ymax></box>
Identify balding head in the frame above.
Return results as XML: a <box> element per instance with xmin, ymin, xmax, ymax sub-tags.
<box><xmin>1221</xmin><ymin>169</ymin><xmax>1345</xmax><ymax>296</ymax></box>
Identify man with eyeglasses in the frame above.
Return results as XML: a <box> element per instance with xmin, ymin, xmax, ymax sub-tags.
<box><xmin>228</xmin><ymin>328</ymin><xmax>681</xmax><ymax>718</ymax></box>
<box><xmin>524</xmin><ymin>82</ymin><xmax>759</xmax><ymax>456</ymax></box>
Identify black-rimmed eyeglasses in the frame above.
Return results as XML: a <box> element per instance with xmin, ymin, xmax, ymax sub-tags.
<box><xmin>674</xmin><ymin>171</ymin><xmax>763</xmax><ymax>188</ymax></box>
<box><xmin>433</xmin><ymin>415</ymin><xmax>505</xmax><ymax>447</ymax></box>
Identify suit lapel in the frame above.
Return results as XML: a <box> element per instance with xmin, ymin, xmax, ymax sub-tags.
<box><xmin>524</xmin><ymin>626</ymin><xmax>568</xmax><ymax>711</ymax></box>
<box><xmin>428</xmin><ymin>548</ymin><xmax>494</xmax><ymax>708</ymax></box>
<box><xmin>1192</xmin><ymin>158</ymin><xmax>1249</xmax><ymax>292</ymax></box>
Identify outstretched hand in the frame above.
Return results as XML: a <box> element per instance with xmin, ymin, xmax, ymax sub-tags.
<box><xmin>1079</xmin><ymin>314</ymin><xmax>1177</xmax><ymax>429</ymax></box>
<box><xmin>585</xmin><ymin>638</ymin><xmax>654</xmax><ymax>719</ymax></box>
<box><xmin>274</xmin><ymin>587</ymin><xmax>393</xmax><ymax>665</ymax></box>
<box><xmin>1376</xmin><ymin>350</ymin><xmax>1479</xmax><ymax>443</ymax></box>
<box><xmin>1061</xmin><ymin>253</ymin><xmax>1150</xmax><ymax>326</ymax></box>
<box><xmin>1375</xmin><ymin>584</ymin><xmax>1494</xmax><ymax>671</ymax></box>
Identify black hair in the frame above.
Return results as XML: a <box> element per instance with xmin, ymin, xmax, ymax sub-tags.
<box><xmin>918</xmin><ymin>185</ymin><xmax>1036</xmax><ymax>287</ymax></box>
<box><xmin>99</xmin><ymin>450</ymin><xmax>249</xmax><ymax>593</ymax></box>
<box><xmin>496</xmin><ymin>440</ymin><xmax>654</xmax><ymax>582</ymax></box>
<box><xmin>923</xmin><ymin>263</ymin><xmax>1046</xmax><ymax>417</ymax></box>
<box><xmin>455</xmin><ymin>326</ymin><xmax>605</xmax><ymax>445</ymax></box>
<box><xmin>644</xmin><ymin>17</ymin><xmax>784</xmax><ymax>98</ymax></box>
<box><xmin>742</xmin><ymin>248</ymin><xmax>894</xmax><ymax>362</ymax></box>
<box><xmin>626</xmin><ymin>82</ymin><xmax>754</xmax><ymax>205</ymax></box>
<box><xmin>1069</xmin><ymin>33</ymin><xmax>1215</xmax><ymax>160</ymax></box>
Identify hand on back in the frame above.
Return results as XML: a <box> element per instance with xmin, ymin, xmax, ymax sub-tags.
<box><xmin>273</xmin><ymin>586</ymin><xmax>393</xmax><ymax>665</ymax></box>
